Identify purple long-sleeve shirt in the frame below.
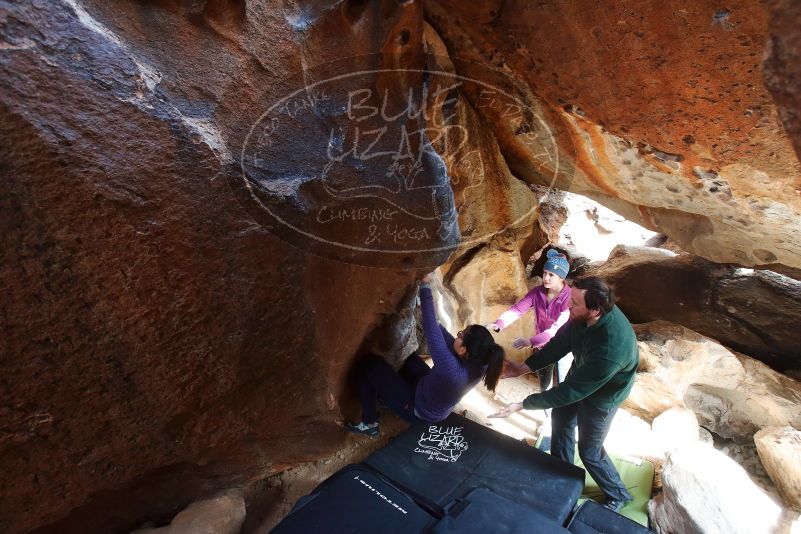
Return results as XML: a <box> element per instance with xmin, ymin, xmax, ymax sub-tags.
<box><xmin>414</xmin><ymin>284</ymin><xmax>485</xmax><ymax>422</ymax></box>
<box><xmin>494</xmin><ymin>284</ymin><xmax>571</xmax><ymax>348</ymax></box>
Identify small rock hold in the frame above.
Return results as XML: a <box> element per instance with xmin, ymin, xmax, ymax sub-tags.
<box><xmin>712</xmin><ymin>9</ymin><xmax>731</xmax><ymax>27</ymax></box>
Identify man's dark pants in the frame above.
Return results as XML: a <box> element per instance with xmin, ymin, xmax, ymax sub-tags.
<box><xmin>550</xmin><ymin>401</ymin><xmax>632</xmax><ymax>502</ymax></box>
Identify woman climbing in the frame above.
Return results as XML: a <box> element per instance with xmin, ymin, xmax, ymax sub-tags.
<box><xmin>486</xmin><ymin>248</ymin><xmax>572</xmax><ymax>391</ymax></box>
<box><xmin>346</xmin><ymin>273</ymin><xmax>506</xmax><ymax>437</ymax></box>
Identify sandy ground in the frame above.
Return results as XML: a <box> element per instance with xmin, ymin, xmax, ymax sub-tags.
<box><xmin>455</xmin><ymin>374</ymin><xmax>550</xmax><ymax>443</ymax></box>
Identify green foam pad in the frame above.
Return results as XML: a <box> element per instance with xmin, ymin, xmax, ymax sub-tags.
<box><xmin>575</xmin><ymin>452</ymin><xmax>654</xmax><ymax>527</ymax></box>
<box><xmin>531</xmin><ymin>436</ymin><xmax>653</xmax><ymax>527</ymax></box>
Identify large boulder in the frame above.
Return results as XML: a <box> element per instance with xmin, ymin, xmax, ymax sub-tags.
<box><xmin>648</xmin><ymin>443</ymin><xmax>790</xmax><ymax>534</ymax></box>
<box><xmin>625</xmin><ymin>321</ymin><xmax>801</xmax><ymax>443</ymax></box>
<box><xmin>755</xmin><ymin>427</ymin><xmax>801</xmax><ymax>511</ymax></box>
<box><xmin>131</xmin><ymin>491</ymin><xmax>245</xmax><ymax>534</ymax></box>
<box><xmin>585</xmin><ymin>245</ymin><xmax>801</xmax><ymax>370</ymax></box>
<box><xmin>763</xmin><ymin>0</ymin><xmax>801</xmax><ymax>162</ymax></box>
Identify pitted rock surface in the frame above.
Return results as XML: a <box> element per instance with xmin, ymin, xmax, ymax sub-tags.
<box><xmin>425</xmin><ymin>0</ymin><xmax>801</xmax><ymax>269</ymax></box>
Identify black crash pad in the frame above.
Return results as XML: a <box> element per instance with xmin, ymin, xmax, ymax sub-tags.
<box><xmin>363</xmin><ymin>413</ymin><xmax>585</xmax><ymax>522</ymax></box>
<box><xmin>271</xmin><ymin>464</ymin><xmax>435</xmax><ymax>533</ymax></box>
<box><xmin>431</xmin><ymin>487</ymin><xmax>572</xmax><ymax>533</ymax></box>
<box><xmin>567</xmin><ymin>500</ymin><xmax>654</xmax><ymax>534</ymax></box>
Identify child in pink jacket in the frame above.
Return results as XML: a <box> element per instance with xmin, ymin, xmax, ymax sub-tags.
<box><xmin>487</xmin><ymin>249</ymin><xmax>571</xmax><ymax>391</ymax></box>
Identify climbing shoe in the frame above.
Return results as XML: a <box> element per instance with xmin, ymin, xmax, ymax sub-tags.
<box><xmin>345</xmin><ymin>421</ymin><xmax>380</xmax><ymax>437</ymax></box>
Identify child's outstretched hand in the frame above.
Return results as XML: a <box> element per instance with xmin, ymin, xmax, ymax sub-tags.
<box><xmin>512</xmin><ymin>337</ymin><xmax>531</xmax><ymax>350</ymax></box>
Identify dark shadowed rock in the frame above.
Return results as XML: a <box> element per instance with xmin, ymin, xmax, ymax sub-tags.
<box><xmin>0</xmin><ymin>1</ymin><xmax>427</xmax><ymax>532</ymax></box>
<box><xmin>763</xmin><ymin>0</ymin><xmax>801</xmax><ymax>161</ymax></box>
<box><xmin>131</xmin><ymin>490</ymin><xmax>245</xmax><ymax>534</ymax></box>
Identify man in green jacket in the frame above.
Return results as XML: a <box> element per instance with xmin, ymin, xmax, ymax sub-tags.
<box><xmin>490</xmin><ymin>276</ymin><xmax>638</xmax><ymax>511</ymax></box>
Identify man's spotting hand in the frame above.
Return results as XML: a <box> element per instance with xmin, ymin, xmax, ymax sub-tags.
<box><xmin>488</xmin><ymin>402</ymin><xmax>523</xmax><ymax>419</ymax></box>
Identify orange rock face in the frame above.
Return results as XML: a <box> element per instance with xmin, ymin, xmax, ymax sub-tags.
<box><xmin>426</xmin><ymin>0</ymin><xmax>801</xmax><ymax>269</ymax></box>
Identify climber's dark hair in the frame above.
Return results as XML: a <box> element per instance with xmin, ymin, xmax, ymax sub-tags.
<box><xmin>572</xmin><ymin>276</ymin><xmax>615</xmax><ymax>315</ymax></box>
<box><xmin>462</xmin><ymin>325</ymin><xmax>506</xmax><ymax>392</ymax></box>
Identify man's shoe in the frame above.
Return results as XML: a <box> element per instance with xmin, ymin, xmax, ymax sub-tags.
<box><xmin>603</xmin><ymin>498</ymin><xmax>632</xmax><ymax>512</ymax></box>
<box><xmin>345</xmin><ymin>421</ymin><xmax>380</xmax><ymax>437</ymax></box>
